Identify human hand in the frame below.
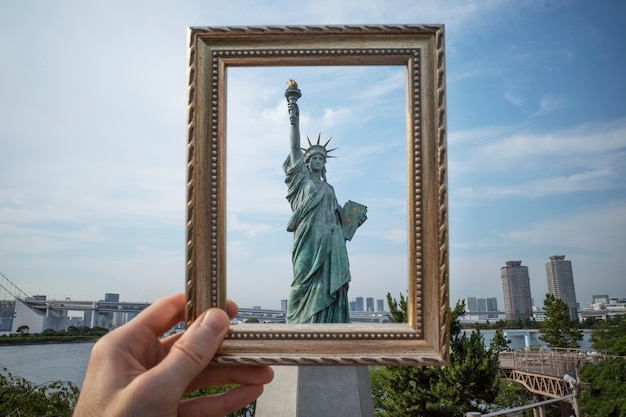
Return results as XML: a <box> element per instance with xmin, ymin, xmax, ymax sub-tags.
<box><xmin>73</xmin><ymin>293</ymin><xmax>273</xmax><ymax>417</ymax></box>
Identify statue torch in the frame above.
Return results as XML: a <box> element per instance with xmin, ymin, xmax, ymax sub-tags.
<box><xmin>285</xmin><ymin>79</ymin><xmax>301</xmax><ymax>125</ymax></box>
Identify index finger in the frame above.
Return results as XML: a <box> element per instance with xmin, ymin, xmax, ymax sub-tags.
<box><xmin>124</xmin><ymin>293</ymin><xmax>186</xmax><ymax>338</ymax></box>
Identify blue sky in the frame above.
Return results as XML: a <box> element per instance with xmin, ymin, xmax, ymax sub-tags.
<box><xmin>1</xmin><ymin>1</ymin><xmax>624</xmax><ymax>312</ymax></box>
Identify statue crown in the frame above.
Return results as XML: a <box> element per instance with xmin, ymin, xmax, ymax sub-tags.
<box><xmin>302</xmin><ymin>133</ymin><xmax>337</xmax><ymax>159</ymax></box>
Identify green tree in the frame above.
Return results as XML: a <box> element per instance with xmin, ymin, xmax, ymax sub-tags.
<box><xmin>589</xmin><ymin>314</ymin><xmax>626</xmax><ymax>355</ymax></box>
<box><xmin>538</xmin><ymin>294</ymin><xmax>582</xmax><ymax>348</ymax></box>
<box><xmin>370</xmin><ymin>294</ymin><xmax>501</xmax><ymax>416</ymax></box>
<box><xmin>579</xmin><ymin>358</ymin><xmax>626</xmax><ymax>416</ymax></box>
<box><xmin>489</xmin><ymin>329</ymin><xmax>511</xmax><ymax>353</ymax></box>
<box><xmin>0</xmin><ymin>368</ymin><xmax>78</xmax><ymax>417</ymax></box>
<box><xmin>244</xmin><ymin>317</ymin><xmax>260</xmax><ymax>323</ymax></box>
<box><xmin>487</xmin><ymin>379</ymin><xmax>533</xmax><ymax>416</ymax></box>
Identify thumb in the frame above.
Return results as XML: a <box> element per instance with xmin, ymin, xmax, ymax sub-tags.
<box><xmin>150</xmin><ymin>308</ymin><xmax>230</xmax><ymax>393</ymax></box>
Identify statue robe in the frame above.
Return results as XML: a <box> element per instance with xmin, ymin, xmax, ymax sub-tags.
<box><xmin>283</xmin><ymin>153</ymin><xmax>351</xmax><ymax>323</ymax></box>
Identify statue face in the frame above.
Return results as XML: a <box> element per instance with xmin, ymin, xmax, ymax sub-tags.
<box><xmin>308</xmin><ymin>153</ymin><xmax>326</xmax><ymax>172</ymax></box>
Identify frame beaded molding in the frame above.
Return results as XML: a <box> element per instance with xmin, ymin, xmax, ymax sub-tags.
<box><xmin>185</xmin><ymin>24</ymin><xmax>449</xmax><ymax>365</ymax></box>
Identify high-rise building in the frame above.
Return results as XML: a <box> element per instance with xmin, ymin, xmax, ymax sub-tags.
<box><xmin>545</xmin><ymin>255</ymin><xmax>578</xmax><ymax>320</ymax></box>
<box><xmin>464</xmin><ymin>297</ymin><xmax>478</xmax><ymax>312</ymax></box>
<box><xmin>355</xmin><ymin>297</ymin><xmax>364</xmax><ymax>312</ymax></box>
<box><xmin>486</xmin><ymin>297</ymin><xmax>498</xmax><ymax>319</ymax></box>
<box><xmin>366</xmin><ymin>297</ymin><xmax>375</xmax><ymax>312</ymax></box>
<box><xmin>376</xmin><ymin>299</ymin><xmax>385</xmax><ymax>312</ymax></box>
<box><xmin>501</xmin><ymin>261</ymin><xmax>533</xmax><ymax>321</ymax></box>
<box><xmin>463</xmin><ymin>296</ymin><xmax>499</xmax><ymax>320</ymax></box>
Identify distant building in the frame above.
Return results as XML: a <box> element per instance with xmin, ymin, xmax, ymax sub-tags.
<box><xmin>355</xmin><ymin>297</ymin><xmax>364</xmax><ymax>312</ymax></box>
<box><xmin>463</xmin><ymin>296</ymin><xmax>499</xmax><ymax>320</ymax></box>
<box><xmin>592</xmin><ymin>294</ymin><xmax>609</xmax><ymax>305</ymax></box>
<box><xmin>104</xmin><ymin>293</ymin><xmax>119</xmax><ymax>302</ymax></box>
<box><xmin>12</xmin><ymin>299</ymin><xmax>67</xmax><ymax>333</ymax></box>
<box><xmin>545</xmin><ymin>255</ymin><xmax>578</xmax><ymax>320</ymax></box>
<box><xmin>281</xmin><ymin>299</ymin><xmax>288</xmax><ymax>311</ymax></box>
<box><xmin>0</xmin><ymin>301</ymin><xmax>15</xmax><ymax>331</ymax></box>
<box><xmin>376</xmin><ymin>299</ymin><xmax>385</xmax><ymax>312</ymax></box>
<box><xmin>580</xmin><ymin>294</ymin><xmax>626</xmax><ymax>321</ymax></box>
<box><xmin>366</xmin><ymin>297</ymin><xmax>374</xmax><ymax>312</ymax></box>
<box><xmin>486</xmin><ymin>297</ymin><xmax>498</xmax><ymax>319</ymax></box>
<box><xmin>465</xmin><ymin>297</ymin><xmax>478</xmax><ymax>312</ymax></box>
<box><xmin>501</xmin><ymin>260</ymin><xmax>533</xmax><ymax>321</ymax></box>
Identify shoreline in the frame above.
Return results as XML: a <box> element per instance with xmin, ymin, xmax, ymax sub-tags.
<box><xmin>0</xmin><ymin>336</ymin><xmax>101</xmax><ymax>346</ymax></box>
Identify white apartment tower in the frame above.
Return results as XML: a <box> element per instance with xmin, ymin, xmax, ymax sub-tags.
<box><xmin>545</xmin><ymin>255</ymin><xmax>578</xmax><ymax>320</ymax></box>
<box><xmin>501</xmin><ymin>261</ymin><xmax>533</xmax><ymax>321</ymax></box>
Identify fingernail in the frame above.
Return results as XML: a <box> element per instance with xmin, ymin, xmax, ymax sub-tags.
<box><xmin>200</xmin><ymin>310</ymin><xmax>226</xmax><ymax>336</ymax></box>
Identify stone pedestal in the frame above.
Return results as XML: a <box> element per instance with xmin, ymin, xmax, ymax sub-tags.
<box><xmin>255</xmin><ymin>366</ymin><xmax>374</xmax><ymax>417</ymax></box>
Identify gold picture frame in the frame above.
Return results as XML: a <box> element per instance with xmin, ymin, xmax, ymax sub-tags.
<box><xmin>185</xmin><ymin>24</ymin><xmax>449</xmax><ymax>366</ymax></box>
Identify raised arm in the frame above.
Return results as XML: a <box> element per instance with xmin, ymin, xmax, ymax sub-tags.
<box><xmin>285</xmin><ymin>80</ymin><xmax>302</xmax><ymax>165</ymax></box>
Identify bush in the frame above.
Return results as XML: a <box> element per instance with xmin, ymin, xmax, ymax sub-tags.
<box><xmin>0</xmin><ymin>368</ymin><xmax>78</xmax><ymax>417</ymax></box>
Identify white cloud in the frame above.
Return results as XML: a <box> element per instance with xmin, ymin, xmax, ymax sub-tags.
<box><xmin>530</xmin><ymin>95</ymin><xmax>563</xmax><ymax>118</ymax></box>
<box><xmin>504</xmin><ymin>200</ymin><xmax>626</xmax><ymax>253</ymax></box>
<box><xmin>451</xmin><ymin>118</ymin><xmax>626</xmax><ymax>198</ymax></box>
<box><xmin>458</xmin><ymin>167</ymin><xmax>619</xmax><ymax>199</ymax></box>
<box><xmin>479</xmin><ymin>119</ymin><xmax>626</xmax><ymax>159</ymax></box>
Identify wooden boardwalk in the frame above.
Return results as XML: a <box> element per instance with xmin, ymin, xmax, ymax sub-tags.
<box><xmin>498</xmin><ymin>349</ymin><xmax>606</xmax><ymax>398</ymax></box>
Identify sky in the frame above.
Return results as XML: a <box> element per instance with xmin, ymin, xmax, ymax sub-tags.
<box><xmin>1</xmin><ymin>1</ymin><xmax>625</xmax><ymax>312</ymax></box>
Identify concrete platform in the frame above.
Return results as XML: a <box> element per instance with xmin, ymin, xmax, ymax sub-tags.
<box><xmin>255</xmin><ymin>366</ymin><xmax>375</xmax><ymax>417</ymax></box>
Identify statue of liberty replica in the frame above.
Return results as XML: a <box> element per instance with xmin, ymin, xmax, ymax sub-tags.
<box><xmin>256</xmin><ymin>81</ymin><xmax>375</xmax><ymax>417</ymax></box>
<box><xmin>283</xmin><ymin>80</ymin><xmax>367</xmax><ymax>324</ymax></box>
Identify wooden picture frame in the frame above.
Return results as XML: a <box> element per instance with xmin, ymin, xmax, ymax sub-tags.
<box><xmin>185</xmin><ymin>24</ymin><xmax>449</xmax><ymax>366</ymax></box>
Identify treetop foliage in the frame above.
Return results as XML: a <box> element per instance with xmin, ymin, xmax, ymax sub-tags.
<box><xmin>579</xmin><ymin>358</ymin><xmax>626</xmax><ymax>417</ymax></box>
<box><xmin>372</xmin><ymin>294</ymin><xmax>501</xmax><ymax>416</ymax></box>
<box><xmin>538</xmin><ymin>293</ymin><xmax>583</xmax><ymax>349</ymax></box>
<box><xmin>589</xmin><ymin>314</ymin><xmax>626</xmax><ymax>356</ymax></box>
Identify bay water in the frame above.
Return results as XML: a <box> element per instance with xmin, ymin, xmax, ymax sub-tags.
<box><xmin>0</xmin><ymin>342</ymin><xmax>93</xmax><ymax>388</ymax></box>
<box><xmin>0</xmin><ymin>330</ymin><xmax>593</xmax><ymax>391</ymax></box>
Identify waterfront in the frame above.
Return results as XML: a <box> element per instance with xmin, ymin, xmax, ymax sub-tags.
<box><xmin>0</xmin><ymin>342</ymin><xmax>92</xmax><ymax>388</ymax></box>
<box><xmin>0</xmin><ymin>330</ymin><xmax>593</xmax><ymax>390</ymax></box>
<box><xmin>472</xmin><ymin>329</ymin><xmax>593</xmax><ymax>351</ymax></box>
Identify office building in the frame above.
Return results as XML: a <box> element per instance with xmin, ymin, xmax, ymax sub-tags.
<box><xmin>366</xmin><ymin>297</ymin><xmax>374</xmax><ymax>312</ymax></box>
<box><xmin>501</xmin><ymin>261</ymin><xmax>533</xmax><ymax>321</ymax></box>
<box><xmin>465</xmin><ymin>297</ymin><xmax>478</xmax><ymax>312</ymax></box>
<box><xmin>355</xmin><ymin>297</ymin><xmax>364</xmax><ymax>312</ymax></box>
<box><xmin>545</xmin><ymin>255</ymin><xmax>578</xmax><ymax>320</ymax></box>
<box><xmin>486</xmin><ymin>297</ymin><xmax>498</xmax><ymax>319</ymax></box>
<box><xmin>376</xmin><ymin>299</ymin><xmax>385</xmax><ymax>312</ymax></box>
<box><xmin>592</xmin><ymin>295</ymin><xmax>609</xmax><ymax>305</ymax></box>
<box><xmin>463</xmin><ymin>296</ymin><xmax>499</xmax><ymax>320</ymax></box>
<box><xmin>104</xmin><ymin>293</ymin><xmax>119</xmax><ymax>302</ymax></box>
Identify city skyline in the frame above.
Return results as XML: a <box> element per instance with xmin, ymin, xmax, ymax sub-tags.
<box><xmin>1</xmin><ymin>1</ymin><xmax>625</xmax><ymax>311</ymax></box>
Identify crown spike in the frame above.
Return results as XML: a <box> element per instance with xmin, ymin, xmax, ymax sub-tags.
<box><xmin>302</xmin><ymin>133</ymin><xmax>339</xmax><ymax>160</ymax></box>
